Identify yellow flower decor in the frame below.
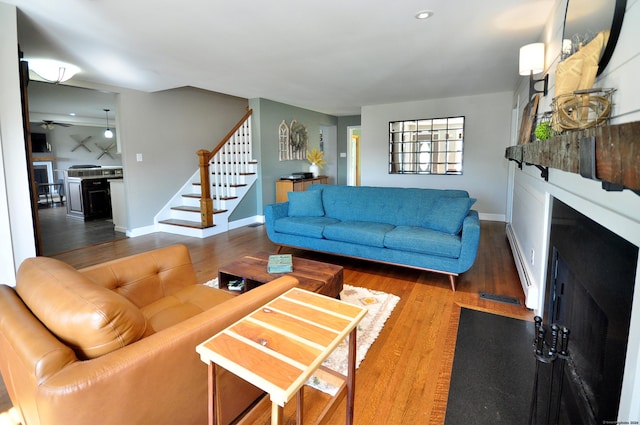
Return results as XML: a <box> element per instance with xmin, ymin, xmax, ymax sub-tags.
<box><xmin>306</xmin><ymin>148</ymin><xmax>327</xmax><ymax>169</ymax></box>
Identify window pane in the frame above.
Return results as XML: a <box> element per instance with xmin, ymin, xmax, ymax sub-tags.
<box><xmin>389</xmin><ymin>116</ymin><xmax>464</xmax><ymax>175</ymax></box>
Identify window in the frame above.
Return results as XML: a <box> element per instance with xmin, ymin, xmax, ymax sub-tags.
<box><xmin>389</xmin><ymin>116</ymin><xmax>465</xmax><ymax>175</ymax></box>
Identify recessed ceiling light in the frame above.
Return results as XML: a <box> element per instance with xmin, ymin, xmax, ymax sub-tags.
<box><xmin>415</xmin><ymin>10</ymin><xmax>434</xmax><ymax>20</ymax></box>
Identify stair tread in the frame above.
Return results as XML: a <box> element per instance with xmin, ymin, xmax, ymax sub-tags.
<box><xmin>171</xmin><ymin>205</ymin><xmax>200</xmax><ymax>212</ymax></box>
<box><xmin>158</xmin><ymin>219</ymin><xmax>215</xmax><ymax>229</ymax></box>
<box><xmin>170</xmin><ymin>205</ymin><xmax>228</xmax><ymax>214</ymax></box>
<box><xmin>192</xmin><ymin>183</ymin><xmax>247</xmax><ymax>188</ymax></box>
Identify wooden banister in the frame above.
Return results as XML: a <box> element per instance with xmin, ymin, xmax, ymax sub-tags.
<box><xmin>197</xmin><ymin>149</ymin><xmax>214</xmax><ymax>227</ymax></box>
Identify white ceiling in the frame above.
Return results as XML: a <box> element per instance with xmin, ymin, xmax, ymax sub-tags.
<box><xmin>7</xmin><ymin>0</ymin><xmax>554</xmax><ymax>117</ymax></box>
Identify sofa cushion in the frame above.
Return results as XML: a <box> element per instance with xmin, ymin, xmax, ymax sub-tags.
<box><xmin>323</xmin><ymin>221</ymin><xmax>395</xmax><ymax>248</ymax></box>
<box><xmin>141</xmin><ymin>285</ymin><xmax>235</xmax><ymax>333</ymax></box>
<box><xmin>274</xmin><ymin>216</ymin><xmax>340</xmax><ymax>239</ymax></box>
<box><xmin>16</xmin><ymin>257</ymin><xmax>147</xmax><ymax>360</ymax></box>
<box><xmin>287</xmin><ymin>190</ymin><xmax>325</xmax><ymax>217</ymax></box>
<box><xmin>422</xmin><ymin>197</ymin><xmax>477</xmax><ymax>234</ymax></box>
<box><xmin>384</xmin><ymin>226</ymin><xmax>462</xmax><ymax>258</ymax></box>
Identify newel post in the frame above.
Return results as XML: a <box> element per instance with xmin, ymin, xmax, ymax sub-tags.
<box><xmin>197</xmin><ymin>149</ymin><xmax>214</xmax><ymax>227</ymax></box>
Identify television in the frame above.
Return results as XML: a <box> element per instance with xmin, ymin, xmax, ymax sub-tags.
<box><xmin>31</xmin><ymin>133</ymin><xmax>51</xmax><ymax>153</ymax></box>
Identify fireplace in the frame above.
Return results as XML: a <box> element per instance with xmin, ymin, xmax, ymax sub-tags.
<box><xmin>544</xmin><ymin>198</ymin><xmax>638</xmax><ymax>424</ymax></box>
<box><xmin>33</xmin><ymin>161</ymin><xmax>53</xmax><ymax>184</ymax></box>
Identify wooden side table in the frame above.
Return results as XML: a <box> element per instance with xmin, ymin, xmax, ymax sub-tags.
<box><xmin>196</xmin><ymin>287</ymin><xmax>367</xmax><ymax>425</ymax></box>
<box><xmin>275</xmin><ymin>176</ymin><xmax>328</xmax><ymax>203</ymax></box>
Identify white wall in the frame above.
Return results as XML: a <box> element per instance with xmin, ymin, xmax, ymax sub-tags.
<box><xmin>509</xmin><ymin>0</ymin><xmax>640</xmax><ymax>420</ymax></box>
<box><xmin>361</xmin><ymin>91</ymin><xmax>513</xmax><ymax>221</ymax></box>
<box><xmin>0</xmin><ymin>4</ymin><xmax>36</xmax><ymax>285</ymax></box>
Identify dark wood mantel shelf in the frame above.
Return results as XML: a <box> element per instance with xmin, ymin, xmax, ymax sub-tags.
<box><xmin>505</xmin><ymin>121</ymin><xmax>640</xmax><ymax>192</ymax></box>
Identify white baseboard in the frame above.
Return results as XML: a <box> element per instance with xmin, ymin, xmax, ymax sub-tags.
<box><xmin>229</xmin><ymin>215</ymin><xmax>264</xmax><ymax>230</ymax></box>
<box><xmin>506</xmin><ymin>223</ymin><xmax>538</xmax><ymax>310</ymax></box>
<box><xmin>479</xmin><ymin>213</ymin><xmax>506</xmax><ymax>222</ymax></box>
<box><xmin>126</xmin><ymin>225</ymin><xmax>157</xmax><ymax>237</ymax></box>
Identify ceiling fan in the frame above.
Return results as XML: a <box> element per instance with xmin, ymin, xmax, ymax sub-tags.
<box><xmin>40</xmin><ymin>120</ymin><xmax>72</xmax><ymax>130</ymax></box>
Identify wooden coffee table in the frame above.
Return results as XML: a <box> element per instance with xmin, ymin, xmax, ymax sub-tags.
<box><xmin>196</xmin><ymin>287</ymin><xmax>367</xmax><ymax>425</ymax></box>
<box><xmin>218</xmin><ymin>252</ymin><xmax>343</xmax><ymax>298</ymax></box>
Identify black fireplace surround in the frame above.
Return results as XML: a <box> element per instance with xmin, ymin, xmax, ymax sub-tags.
<box><xmin>544</xmin><ymin>198</ymin><xmax>638</xmax><ymax>424</ymax></box>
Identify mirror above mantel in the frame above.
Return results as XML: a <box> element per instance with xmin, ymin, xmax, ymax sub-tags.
<box><xmin>562</xmin><ymin>0</ymin><xmax>627</xmax><ymax>76</ymax></box>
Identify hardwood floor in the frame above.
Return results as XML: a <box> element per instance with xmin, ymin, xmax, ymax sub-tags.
<box><xmin>37</xmin><ymin>204</ymin><xmax>126</xmax><ymax>256</ymax></box>
<box><xmin>1</xmin><ymin>221</ymin><xmax>534</xmax><ymax>424</ymax></box>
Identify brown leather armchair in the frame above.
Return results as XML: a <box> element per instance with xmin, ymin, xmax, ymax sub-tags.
<box><xmin>0</xmin><ymin>244</ymin><xmax>298</xmax><ymax>425</ymax></box>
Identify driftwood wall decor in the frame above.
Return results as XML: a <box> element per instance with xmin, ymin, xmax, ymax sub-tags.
<box><xmin>506</xmin><ymin>120</ymin><xmax>640</xmax><ymax>193</ymax></box>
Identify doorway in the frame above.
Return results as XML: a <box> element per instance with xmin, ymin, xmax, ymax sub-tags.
<box><xmin>26</xmin><ymin>80</ymin><xmax>125</xmax><ymax>255</ymax></box>
<box><xmin>319</xmin><ymin>125</ymin><xmax>337</xmax><ymax>183</ymax></box>
<box><xmin>347</xmin><ymin>126</ymin><xmax>361</xmax><ymax>186</ymax></box>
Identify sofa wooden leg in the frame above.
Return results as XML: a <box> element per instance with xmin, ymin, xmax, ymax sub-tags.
<box><xmin>449</xmin><ymin>274</ymin><xmax>456</xmax><ymax>292</ymax></box>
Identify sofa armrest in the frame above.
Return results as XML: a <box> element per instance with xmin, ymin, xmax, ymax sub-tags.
<box><xmin>264</xmin><ymin>202</ymin><xmax>289</xmax><ymax>238</ymax></box>
<box><xmin>26</xmin><ymin>276</ymin><xmax>299</xmax><ymax>425</ymax></box>
<box><xmin>457</xmin><ymin>210</ymin><xmax>481</xmax><ymax>273</ymax></box>
<box><xmin>79</xmin><ymin>244</ymin><xmax>198</xmax><ymax>308</ymax></box>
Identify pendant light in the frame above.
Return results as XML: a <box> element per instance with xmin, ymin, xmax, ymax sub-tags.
<box><xmin>103</xmin><ymin>109</ymin><xmax>114</xmax><ymax>139</ymax></box>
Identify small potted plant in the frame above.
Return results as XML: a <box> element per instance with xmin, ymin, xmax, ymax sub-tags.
<box><xmin>306</xmin><ymin>148</ymin><xmax>326</xmax><ymax>177</ymax></box>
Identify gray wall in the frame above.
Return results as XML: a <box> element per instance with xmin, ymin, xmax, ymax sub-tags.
<box><xmin>250</xmin><ymin>98</ymin><xmax>338</xmax><ymax>210</ymax></box>
<box><xmin>361</xmin><ymin>91</ymin><xmax>513</xmax><ymax>220</ymax></box>
<box><xmin>117</xmin><ymin>87</ymin><xmax>248</xmax><ymax>230</ymax></box>
<box><xmin>337</xmin><ymin>115</ymin><xmax>361</xmax><ymax>185</ymax></box>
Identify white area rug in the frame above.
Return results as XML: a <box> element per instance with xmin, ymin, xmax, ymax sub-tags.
<box><xmin>203</xmin><ymin>277</ymin><xmax>219</xmax><ymax>288</ymax></box>
<box><xmin>201</xmin><ymin>279</ymin><xmax>400</xmax><ymax>396</ymax></box>
<box><xmin>307</xmin><ymin>284</ymin><xmax>400</xmax><ymax>396</ymax></box>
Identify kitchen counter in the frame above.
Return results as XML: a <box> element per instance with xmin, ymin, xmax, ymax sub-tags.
<box><xmin>64</xmin><ymin>166</ymin><xmax>123</xmax><ymax>220</ymax></box>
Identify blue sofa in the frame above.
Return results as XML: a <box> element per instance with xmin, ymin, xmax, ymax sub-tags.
<box><xmin>264</xmin><ymin>185</ymin><xmax>480</xmax><ymax>291</ymax></box>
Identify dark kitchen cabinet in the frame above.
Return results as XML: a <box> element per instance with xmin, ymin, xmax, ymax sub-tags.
<box><xmin>66</xmin><ymin>178</ymin><xmax>112</xmax><ymax>220</ymax></box>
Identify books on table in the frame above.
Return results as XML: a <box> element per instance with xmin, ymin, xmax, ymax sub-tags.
<box><xmin>268</xmin><ymin>254</ymin><xmax>293</xmax><ymax>273</ymax></box>
<box><xmin>226</xmin><ymin>279</ymin><xmax>245</xmax><ymax>291</ymax></box>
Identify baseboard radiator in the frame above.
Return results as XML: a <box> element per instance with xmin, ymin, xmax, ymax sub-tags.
<box><xmin>505</xmin><ymin>223</ymin><xmax>538</xmax><ymax>310</ymax></box>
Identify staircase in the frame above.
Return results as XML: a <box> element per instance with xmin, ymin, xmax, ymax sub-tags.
<box><xmin>155</xmin><ymin>109</ymin><xmax>257</xmax><ymax>238</ymax></box>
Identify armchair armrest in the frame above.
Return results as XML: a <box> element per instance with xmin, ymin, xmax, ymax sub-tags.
<box><xmin>0</xmin><ymin>286</ymin><xmax>77</xmax><ymax>384</ymax></box>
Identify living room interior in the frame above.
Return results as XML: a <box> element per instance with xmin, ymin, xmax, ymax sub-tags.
<box><xmin>1</xmin><ymin>0</ymin><xmax>639</xmax><ymax>424</ymax></box>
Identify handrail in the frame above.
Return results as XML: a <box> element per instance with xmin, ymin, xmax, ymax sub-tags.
<box><xmin>206</xmin><ymin>107</ymin><xmax>253</xmax><ymax>163</ymax></box>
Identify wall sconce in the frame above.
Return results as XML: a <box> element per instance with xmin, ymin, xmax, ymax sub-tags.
<box><xmin>103</xmin><ymin>109</ymin><xmax>114</xmax><ymax>139</ymax></box>
<box><xmin>29</xmin><ymin>59</ymin><xmax>80</xmax><ymax>83</ymax></box>
<box><xmin>519</xmin><ymin>43</ymin><xmax>548</xmax><ymax>100</ymax></box>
